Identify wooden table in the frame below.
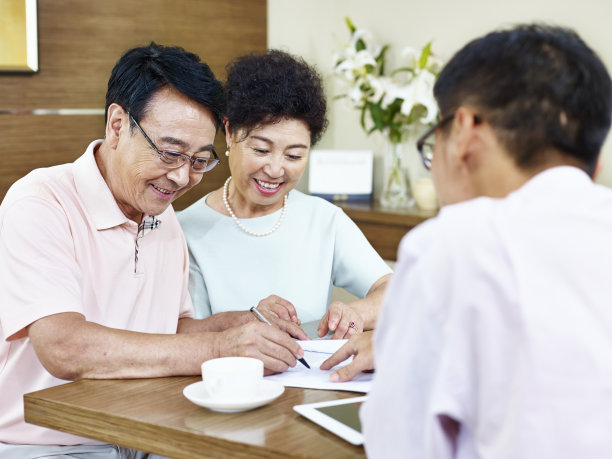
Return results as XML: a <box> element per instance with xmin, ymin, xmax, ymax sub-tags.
<box><xmin>338</xmin><ymin>201</ymin><xmax>437</xmax><ymax>260</ymax></box>
<box><xmin>24</xmin><ymin>376</ymin><xmax>366</xmax><ymax>459</ymax></box>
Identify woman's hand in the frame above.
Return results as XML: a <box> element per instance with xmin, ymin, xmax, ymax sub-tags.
<box><xmin>255</xmin><ymin>295</ymin><xmax>309</xmax><ymax>340</ymax></box>
<box><xmin>317</xmin><ymin>301</ymin><xmax>364</xmax><ymax>339</ymax></box>
<box><xmin>320</xmin><ymin>331</ymin><xmax>374</xmax><ymax>382</ymax></box>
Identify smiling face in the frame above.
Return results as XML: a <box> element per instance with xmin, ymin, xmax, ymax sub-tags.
<box><xmin>101</xmin><ymin>86</ymin><xmax>218</xmax><ymax>222</ymax></box>
<box><xmin>226</xmin><ymin>118</ymin><xmax>311</xmax><ymax>217</ymax></box>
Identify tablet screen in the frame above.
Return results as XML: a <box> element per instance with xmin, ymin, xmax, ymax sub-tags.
<box><xmin>294</xmin><ymin>395</ymin><xmax>367</xmax><ymax>445</ymax></box>
<box><xmin>316</xmin><ymin>401</ymin><xmax>363</xmax><ymax>432</ymax></box>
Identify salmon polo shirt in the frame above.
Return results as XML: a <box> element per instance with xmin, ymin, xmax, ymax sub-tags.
<box><xmin>0</xmin><ymin>140</ymin><xmax>194</xmax><ymax>445</ymax></box>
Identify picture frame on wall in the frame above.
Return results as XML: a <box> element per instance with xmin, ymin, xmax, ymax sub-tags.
<box><xmin>0</xmin><ymin>0</ymin><xmax>38</xmax><ymax>73</ymax></box>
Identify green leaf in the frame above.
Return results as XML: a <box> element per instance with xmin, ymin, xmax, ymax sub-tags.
<box><xmin>360</xmin><ymin>105</ymin><xmax>367</xmax><ymax>131</ymax></box>
<box><xmin>369</xmin><ymin>102</ymin><xmax>384</xmax><ymax>131</ymax></box>
<box><xmin>389</xmin><ymin>128</ymin><xmax>402</xmax><ymax>144</ymax></box>
<box><xmin>419</xmin><ymin>41</ymin><xmax>432</xmax><ymax>69</ymax></box>
<box><xmin>378</xmin><ymin>45</ymin><xmax>390</xmax><ymax>76</ymax></box>
<box><xmin>356</xmin><ymin>39</ymin><xmax>367</xmax><ymax>52</ymax></box>
<box><xmin>345</xmin><ymin>17</ymin><xmax>356</xmax><ymax>34</ymax></box>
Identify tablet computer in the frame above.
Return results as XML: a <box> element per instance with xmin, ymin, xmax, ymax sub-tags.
<box><xmin>293</xmin><ymin>396</ymin><xmax>367</xmax><ymax>445</ymax></box>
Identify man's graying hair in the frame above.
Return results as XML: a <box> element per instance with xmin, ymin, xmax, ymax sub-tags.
<box><xmin>434</xmin><ymin>24</ymin><xmax>612</xmax><ymax>176</ymax></box>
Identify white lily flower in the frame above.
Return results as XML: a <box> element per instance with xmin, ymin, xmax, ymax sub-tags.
<box><xmin>333</xmin><ymin>20</ymin><xmax>442</xmax><ymax>135</ymax></box>
<box><xmin>350</xmin><ymin>28</ymin><xmax>374</xmax><ymax>50</ymax></box>
<box><xmin>347</xmin><ymin>84</ymin><xmax>365</xmax><ymax>104</ymax></box>
<box><xmin>400</xmin><ymin>70</ymin><xmax>438</xmax><ymax>123</ymax></box>
<box><xmin>401</xmin><ymin>46</ymin><xmax>419</xmax><ymax>68</ymax></box>
<box><xmin>369</xmin><ymin>44</ymin><xmax>383</xmax><ymax>59</ymax></box>
<box><xmin>335</xmin><ymin>50</ymin><xmax>376</xmax><ymax>74</ymax></box>
<box><xmin>381</xmin><ymin>80</ymin><xmax>405</xmax><ymax>108</ymax></box>
<box><xmin>366</xmin><ymin>75</ymin><xmax>390</xmax><ymax>103</ymax></box>
<box><xmin>354</xmin><ymin>50</ymin><xmax>377</xmax><ymax>68</ymax></box>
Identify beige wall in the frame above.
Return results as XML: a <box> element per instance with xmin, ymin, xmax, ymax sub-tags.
<box><xmin>268</xmin><ymin>0</ymin><xmax>612</xmax><ymax>194</ymax></box>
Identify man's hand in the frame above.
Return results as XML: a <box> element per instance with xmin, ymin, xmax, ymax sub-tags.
<box><xmin>255</xmin><ymin>295</ymin><xmax>309</xmax><ymax>340</ymax></box>
<box><xmin>217</xmin><ymin>321</ymin><xmax>305</xmax><ymax>374</ymax></box>
<box><xmin>317</xmin><ymin>301</ymin><xmax>364</xmax><ymax>339</ymax></box>
<box><xmin>320</xmin><ymin>331</ymin><xmax>374</xmax><ymax>382</ymax></box>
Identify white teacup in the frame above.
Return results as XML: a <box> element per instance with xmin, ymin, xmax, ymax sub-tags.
<box><xmin>201</xmin><ymin>357</ymin><xmax>263</xmax><ymax>400</ymax></box>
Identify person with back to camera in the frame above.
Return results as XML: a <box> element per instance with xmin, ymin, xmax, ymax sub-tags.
<box><xmin>178</xmin><ymin>50</ymin><xmax>392</xmax><ymax>340</ymax></box>
<box><xmin>322</xmin><ymin>24</ymin><xmax>612</xmax><ymax>458</ymax></box>
<box><xmin>0</xmin><ymin>43</ymin><xmax>307</xmax><ymax>458</ymax></box>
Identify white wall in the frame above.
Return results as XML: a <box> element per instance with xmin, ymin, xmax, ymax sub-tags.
<box><xmin>268</xmin><ymin>0</ymin><xmax>612</xmax><ymax>194</ymax></box>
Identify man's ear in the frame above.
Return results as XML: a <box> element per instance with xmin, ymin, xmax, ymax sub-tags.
<box><xmin>105</xmin><ymin>103</ymin><xmax>128</xmax><ymax>149</ymax></box>
<box><xmin>450</xmin><ymin>106</ymin><xmax>482</xmax><ymax>171</ymax></box>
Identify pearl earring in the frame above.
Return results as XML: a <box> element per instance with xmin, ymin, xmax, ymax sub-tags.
<box><xmin>225</xmin><ymin>150</ymin><xmax>229</xmax><ymax>157</ymax></box>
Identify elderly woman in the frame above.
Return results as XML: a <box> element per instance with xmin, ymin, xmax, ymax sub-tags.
<box><xmin>178</xmin><ymin>50</ymin><xmax>391</xmax><ymax>339</ymax></box>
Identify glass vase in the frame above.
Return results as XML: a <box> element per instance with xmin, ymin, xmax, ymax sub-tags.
<box><xmin>380</xmin><ymin>138</ymin><xmax>414</xmax><ymax>208</ymax></box>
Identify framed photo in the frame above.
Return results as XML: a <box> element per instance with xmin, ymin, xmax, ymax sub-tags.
<box><xmin>0</xmin><ymin>0</ymin><xmax>38</xmax><ymax>72</ymax></box>
<box><xmin>308</xmin><ymin>149</ymin><xmax>373</xmax><ymax>202</ymax></box>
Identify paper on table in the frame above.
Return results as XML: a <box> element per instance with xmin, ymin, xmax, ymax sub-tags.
<box><xmin>265</xmin><ymin>339</ymin><xmax>372</xmax><ymax>393</ymax></box>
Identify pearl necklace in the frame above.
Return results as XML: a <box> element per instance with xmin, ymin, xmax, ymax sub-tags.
<box><xmin>223</xmin><ymin>176</ymin><xmax>288</xmax><ymax>237</ymax></box>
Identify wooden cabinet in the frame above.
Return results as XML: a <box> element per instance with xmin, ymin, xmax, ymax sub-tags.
<box><xmin>337</xmin><ymin>201</ymin><xmax>437</xmax><ymax>261</ymax></box>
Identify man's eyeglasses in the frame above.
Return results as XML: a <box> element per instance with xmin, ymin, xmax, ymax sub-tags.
<box><xmin>129</xmin><ymin>113</ymin><xmax>219</xmax><ymax>173</ymax></box>
<box><xmin>416</xmin><ymin>113</ymin><xmax>455</xmax><ymax>170</ymax></box>
<box><xmin>416</xmin><ymin>113</ymin><xmax>483</xmax><ymax>170</ymax></box>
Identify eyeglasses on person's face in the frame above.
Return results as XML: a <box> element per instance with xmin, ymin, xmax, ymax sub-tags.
<box><xmin>416</xmin><ymin>112</ymin><xmax>482</xmax><ymax>170</ymax></box>
<box><xmin>129</xmin><ymin>113</ymin><xmax>219</xmax><ymax>173</ymax></box>
<box><xmin>416</xmin><ymin>113</ymin><xmax>455</xmax><ymax>170</ymax></box>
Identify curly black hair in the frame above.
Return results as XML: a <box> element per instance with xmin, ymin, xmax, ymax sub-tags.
<box><xmin>225</xmin><ymin>49</ymin><xmax>328</xmax><ymax>146</ymax></box>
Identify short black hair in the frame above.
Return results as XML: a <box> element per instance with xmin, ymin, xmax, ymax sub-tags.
<box><xmin>105</xmin><ymin>42</ymin><xmax>225</xmax><ymax>129</ymax></box>
<box><xmin>225</xmin><ymin>49</ymin><xmax>328</xmax><ymax>146</ymax></box>
<box><xmin>434</xmin><ymin>24</ymin><xmax>612</xmax><ymax>175</ymax></box>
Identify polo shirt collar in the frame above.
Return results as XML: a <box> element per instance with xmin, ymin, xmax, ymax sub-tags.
<box><xmin>73</xmin><ymin>139</ymin><xmax>131</xmax><ymax>230</ymax></box>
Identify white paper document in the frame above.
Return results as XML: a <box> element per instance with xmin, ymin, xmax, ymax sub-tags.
<box><xmin>265</xmin><ymin>339</ymin><xmax>373</xmax><ymax>393</ymax></box>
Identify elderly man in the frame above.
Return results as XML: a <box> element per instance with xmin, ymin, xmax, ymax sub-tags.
<box><xmin>327</xmin><ymin>24</ymin><xmax>612</xmax><ymax>458</ymax></box>
<box><xmin>0</xmin><ymin>43</ymin><xmax>305</xmax><ymax>457</ymax></box>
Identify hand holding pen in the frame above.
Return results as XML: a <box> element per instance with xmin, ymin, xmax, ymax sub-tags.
<box><xmin>251</xmin><ymin>295</ymin><xmax>310</xmax><ymax>341</ymax></box>
<box><xmin>250</xmin><ymin>306</ymin><xmax>311</xmax><ymax>369</ymax></box>
<box><xmin>217</xmin><ymin>319</ymin><xmax>305</xmax><ymax>374</ymax></box>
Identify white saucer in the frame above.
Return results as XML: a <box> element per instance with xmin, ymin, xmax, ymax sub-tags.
<box><xmin>183</xmin><ymin>380</ymin><xmax>285</xmax><ymax>413</ymax></box>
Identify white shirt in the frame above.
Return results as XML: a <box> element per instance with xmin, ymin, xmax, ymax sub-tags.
<box><xmin>178</xmin><ymin>190</ymin><xmax>392</xmax><ymax>322</ymax></box>
<box><xmin>363</xmin><ymin>166</ymin><xmax>612</xmax><ymax>459</ymax></box>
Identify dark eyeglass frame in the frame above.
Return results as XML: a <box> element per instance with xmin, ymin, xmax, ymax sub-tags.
<box><xmin>129</xmin><ymin>113</ymin><xmax>219</xmax><ymax>173</ymax></box>
<box><xmin>416</xmin><ymin>112</ymin><xmax>483</xmax><ymax>170</ymax></box>
<box><xmin>416</xmin><ymin>113</ymin><xmax>455</xmax><ymax>170</ymax></box>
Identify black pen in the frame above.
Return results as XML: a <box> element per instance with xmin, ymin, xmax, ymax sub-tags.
<box><xmin>249</xmin><ymin>306</ymin><xmax>310</xmax><ymax>369</ymax></box>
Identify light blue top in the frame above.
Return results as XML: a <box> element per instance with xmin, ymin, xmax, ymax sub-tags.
<box><xmin>178</xmin><ymin>190</ymin><xmax>392</xmax><ymax>322</ymax></box>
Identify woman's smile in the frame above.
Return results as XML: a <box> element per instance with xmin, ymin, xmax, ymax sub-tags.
<box><xmin>254</xmin><ymin>178</ymin><xmax>282</xmax><ymax>195</ymax></box>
